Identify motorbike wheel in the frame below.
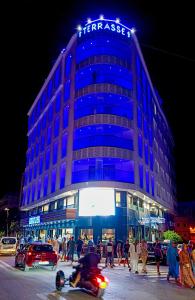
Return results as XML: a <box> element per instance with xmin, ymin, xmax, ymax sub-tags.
<box><xmin>56</xmin><ymin>270</ymin><xmax>65</xmax><ymax>291</ymax></box>
<box><xmin>96</xmin><ymin>288</ymin><xmax>105</xmax><ymax>298</ymax></box>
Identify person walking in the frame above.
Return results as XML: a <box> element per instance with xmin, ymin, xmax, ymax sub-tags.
<box><xmin>52</xmin><ymin>236</ymin><xmax>59</xmax><ymax>253</ymax></box>
<box><xmin>76</xmin><ymin>236</ymin><xmax>83</xmax><ymax>260</ymax></box>
<box><xmin>96</xmin><ymin>240</ymin><xmax>103</xmax><ymax>261</ymax></box>
<box><xmin>67</xmin><ymin>236</ymin><xmax>76</xmax><ymax>262</ymax></box>
<box><xmin>61</xmin><ymin>237</ymin><xmax>67</xmax><ymax>261</ymax></box>
<box><xmin>166</xmin><ymin>241</ymin><xmax>179</xmax><ymax>282</ymax></box>
<box><xmin>140</xmin><ymin>239</ymin><xmax>148</xmax><ymax>274</ymax></box>
<box><xmin>123</xmin><ymin>239</ymin><xmax>130</xmax><ymax>268</ymax></box>
<box><xmin>179</xmin><ymin>243</ymin><xmax>195</xmax><ymax>288</ymax></box>
<box><xmin>191</xmin><ymin>243</ymin><xmax>195</xmax><ymax>275</ymax></box>
<box><xmin>153</xmin><ymin>238</ymin><xmax>163</xmax><ymax>275</ymax></box>
<box><xmin>129</xmin><ymin>240</ymin><xmax>141</xmax><ymax>274</ymax></box>
<box><xmin>105</xmin><ymin>238</ymin><xmax>114</xmax><ymax>268</ymax></box>
<box><xmin>116</xmin><ymin>242</ymin><xmax>123</xmax><ymax>266</ymax></box>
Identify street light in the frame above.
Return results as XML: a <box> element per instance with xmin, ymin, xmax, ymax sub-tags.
<box><xmin>4</xmin><ymin>208</ymin><xmax>10</xmax><ymax>236</ymax></box>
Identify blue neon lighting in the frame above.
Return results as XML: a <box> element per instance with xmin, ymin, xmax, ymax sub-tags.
<box><xmin>72</xmin><ymin>158</ymin><xmax>134</xmax><ymax>183</ymax></box>
<box><xmin>139</xmin><ymin>164</ymin><xmax>144</xmax><ymax>188</ymax></box>
<box><xmin>78</xmin><ymin>19</ymin><xmax>131</xmax><ymax>39</ymax></box>
<box><xmin>73</xmin><ymin>124</ymin><xmax>133</xmax><ymax>150</ymax></box>
<box><xmin>74</xmin><ymin>93</ymin><xmax>133</xmax><ymax>120</ymax></box>
<box><xmin>76</xmin><ymin>36</ymin><xmax>131</xmax><ymax>63</ymax></box>
<box><xmin>75</xmin><ymin>64</ymin><xmax>132</xmax><ymax>91</ymax></box>
<box><xmin>60</xmin><ymin>163</ymin><xmax>66</xmax><ymax>189</ymax></box>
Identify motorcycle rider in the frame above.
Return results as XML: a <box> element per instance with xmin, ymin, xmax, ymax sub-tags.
<box><xmin>70</xmin><ymin>246</ymin><xmax>100</xmax><ymax>288</ymax></box>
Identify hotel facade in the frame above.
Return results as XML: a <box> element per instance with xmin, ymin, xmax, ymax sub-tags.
<box><xmin>20</xmin><ymin>18</ymin><xmax>177</xmax><ymax>243</ymax></box>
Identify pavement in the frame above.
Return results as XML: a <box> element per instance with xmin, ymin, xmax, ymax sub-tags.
<box><xmin>0</xmin><ymin>256</ymin><xmax>195</xmax><ymax>300</ymax></box>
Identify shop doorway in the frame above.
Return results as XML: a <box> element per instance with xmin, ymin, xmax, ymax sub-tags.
<box><xmin>102</xmin><ymin>229</ymin><xmax>115</xmax><ymax>243</ymax></box>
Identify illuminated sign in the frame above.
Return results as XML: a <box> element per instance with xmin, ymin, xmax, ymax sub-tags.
<box><xmin>189</xmin><ymin>227</ymin><xmax>195</xmax><ymax>234</ymax></box>
<box><xmin>78</xmin><ymin>19</ymin><xmax>131</xmax><ymax>39</ymax></box>
<box><xmin>79</xmin><ymin>188</ymin><xmax>115</xmax><ymax>216</ymax></box>
<box><xmin>138</xmin><ymin>217</ymin><xmax>165</xmax><ymax>225</ymax></box>
<box><xmin>29</xmin><ymin>216</ymin><xmax>40</xmax><ymax>225</ymax></box>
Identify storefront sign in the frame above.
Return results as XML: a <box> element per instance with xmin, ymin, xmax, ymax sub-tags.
<box><xmin>138</xmin><ymin>217</ymin><xmax>165</xmax><ymax>225</ymax></box>
<box><xmin>29</xmin><ymin>216</ymin><xmax>40</xmax><ymax>225</ymax></box>
<box><xmin>78</xmin><ymin>20</ymin><xmax>131</xmax><ymax>39</ymax></box>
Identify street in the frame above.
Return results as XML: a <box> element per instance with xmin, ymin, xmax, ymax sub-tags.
<box><xmin>0</xmin><ymin>256</ymin><xmax>194</xmax><ymax>300</ymax></box>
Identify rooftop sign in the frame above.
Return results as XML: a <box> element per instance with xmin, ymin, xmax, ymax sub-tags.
<box><xmin>77</xmin><ymin>18</ymin><xmax>133</xmax><ymax>39</ymax></box>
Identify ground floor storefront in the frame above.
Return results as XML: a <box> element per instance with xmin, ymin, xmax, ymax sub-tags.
<box><xmin>20</xmin><ymin>189</ymin><xmax>174</xmax><ymax>243</ymax></box>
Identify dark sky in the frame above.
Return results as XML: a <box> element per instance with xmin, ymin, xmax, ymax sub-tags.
<box><xmin>1</xmin><ymin>0</ymin><xmax>194</xmax><ymax>201</ymax></box>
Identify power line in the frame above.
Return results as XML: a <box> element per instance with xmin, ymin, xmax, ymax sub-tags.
<box><xmin>141</xmin><ymin>43</ymin><xmax>195</xmax><ymax>63</ymax></box>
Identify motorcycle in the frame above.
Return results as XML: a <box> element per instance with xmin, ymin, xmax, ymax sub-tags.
<box><xmin>55</xmin><ymin>265</ymin><xmax>109</xmax><ymax>298</ymax></box>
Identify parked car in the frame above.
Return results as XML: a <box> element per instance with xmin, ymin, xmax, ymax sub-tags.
<box><xmin>15</xmin><ymin>242</ymin><xmax>58</xmax><ymax>271</ymax></box>
<box><xmin>0</xmin><ymin>237</ymin><xmax>17</xmax><ymax>256</ymax></box>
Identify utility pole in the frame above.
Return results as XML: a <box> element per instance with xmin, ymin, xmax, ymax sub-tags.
<box><xmin>4</xmin><ymin>208</ymin><xmax>10</xmax><ymax>236</ymax></box>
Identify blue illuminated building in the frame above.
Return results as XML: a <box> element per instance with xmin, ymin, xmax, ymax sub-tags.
<box><xmin>20</xmin><ymin>18</ymin><xmax>177</xmax><ymax>243</ymax></box>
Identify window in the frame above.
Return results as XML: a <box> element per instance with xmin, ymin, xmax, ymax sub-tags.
<box><xmin>138</xmin><ymin>134</ymin><xmax>143</xmax><ymax>157</ymax></box>
<box><xmin>47</xmin><ymin>126</ymin><xmax>52</xmax><ymax>145</ymax></box>
<box><xmin>61</xmin><ymin>133</ymin><xmax>67</xmax><ymax>158</ymax></box>
<box><xmin>57</xmin><ymin>198</ymin><xmax>64</xmax><ymax>210</ymax></box>
<box><xmin>45</xmin><ymin>148</ymin><xmax>50</xmax><ymax>170</ymax></box>
<box><xmin>115</xmin><ymin>192</ymin><xmax>121</xmax><ymax>207</ymax></box>
<box><xmin>39</xmin><ymin>156</ymin><xmax>44</xmax><ymax>175</ymax></box>
<box><xmin>54</xmin><ymin>116</ymin><xmax>60</xmax><ymax>137</ymax></box>
<box><xmin>137</xmin><ymin>107</ymin><xmax>142</xmax><ymax>129</ymax></box>
<box><xmin>43</xmin><ymin>204</ymin><xmax>49</xmax><ymax>213</ymax></box>
<box><xmin>43</xmin><ymin>174</ymin><xmax>49</xmax><ymax>196</ymax></box>
<box><xmin>67</xmin><ymin>196</ymin><xmax>75</xmax><ymax>207</ymax></box>
<box><xmin>139</xmin><ymin>164</ymin><xmax>144</xmax><ymax>188</ymax></box>
<box><xmin>60</xmin><ymin>163</ymin><xmax>66</xmax><ymax>189</ymax></box>
<box><xmin>48</xmin><ymin>105</ymin><xmax>53</xmax><ymax>122</ymax></box>
<box><xmin>51</xmin><ymin>168</ymin><xmax>56</xmax><ymax>193</ymax></box>
<box><xmin>52</xmin><ymin>142</ymin><xmax>58</xmax><ymax>165</ymax></box>
<box><xmin>55</xmin><ymin>93</ymin><xmax>61</xmax><ymax>113</ymax></box>
<box><xmin>63</xmin><ymin>106</ymin><xmax>69</xmax><ymax>129</ymax></box>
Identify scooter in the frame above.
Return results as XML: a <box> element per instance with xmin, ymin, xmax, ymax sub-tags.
<box><xmin>55</xmin><ymin>265</ymin><xmax>109</xmax><ymax>298</ymax></box>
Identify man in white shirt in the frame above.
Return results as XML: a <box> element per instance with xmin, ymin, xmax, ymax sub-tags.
<box><xmin>129</xmin><ymin>240</ymin><xmax>141</xmax><ymax>274</ymax></box>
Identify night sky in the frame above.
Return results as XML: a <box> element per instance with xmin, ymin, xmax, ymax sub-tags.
<box><xmin>1</xmin><ymin>1</ymin><xmax>194</xmax><ymax>201</ymax></box>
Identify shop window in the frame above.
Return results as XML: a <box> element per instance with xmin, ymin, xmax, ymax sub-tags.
<box><xmin>80</xmin><ymin>229</ymin><xmax>93</xmax><ymax>243</ymax></box>
<box><xmin>115</xmin><ymin>192</ymin><xmax>121</xmax><ymax>207</ymax></box>
<box><xmin>102</xmin><ymin>229</ymin><xmax>115</xmax><ymax>242</ymax></box>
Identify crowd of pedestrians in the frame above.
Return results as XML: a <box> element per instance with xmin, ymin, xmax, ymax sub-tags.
<box><xmin>17</xmin><ymin>234</ymin><xmax>195</xmax><ymax>288</ymax></box>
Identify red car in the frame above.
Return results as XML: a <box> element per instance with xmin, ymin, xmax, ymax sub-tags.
<box><xmin>15</xmin><ymin>242</ymin><xmax>58</xmax><ymax>271</ymax></box>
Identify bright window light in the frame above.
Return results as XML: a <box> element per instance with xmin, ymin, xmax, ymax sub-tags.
<box><xmin>79</xmin><ymin>188</ymin><xmax>115</xmax><ymax>216</ymax></box>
